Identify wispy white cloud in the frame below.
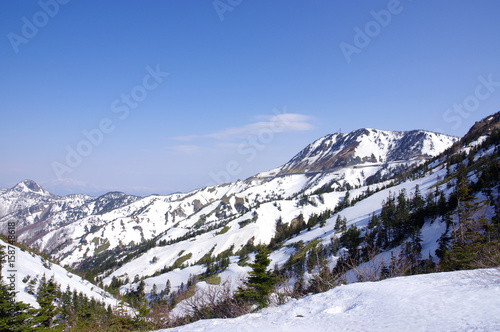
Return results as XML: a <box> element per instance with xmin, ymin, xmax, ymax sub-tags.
<box><xmin>45</xmin><ymin>177</ymin><xmax>92</xmax><ymax>189</ymax></box>
<box><xmin>43</xmin><ymin>178</ymin><xmax>167</xmax><ymax>197</ymax></box>
<box><xmin>166</xmin><ymin>144</ymin><xmax>204</xmax><ymax>154</ymax></box>
<box><xmin>171</xmin><ymin>112</ymin><xmax>315</xmax><ymax>142</ymax></box>
<box><xmin>171</xmin><ymin>134</ymin><xmax>202</xmax><ymax>142</ymax></box>
<box><xmin>43</xmin><ymin>178</ymin><xmax>116</xmax><ymax>196</ymax></box>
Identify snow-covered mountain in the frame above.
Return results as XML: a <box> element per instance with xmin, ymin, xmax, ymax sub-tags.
<box><xmin>103</xmin><ymin>158</ymin><xmax>452</xmax><ymax>296</ymax></box>
<box><xmin>123</xmin><ymin>114</ymin><xmax>500</xmax><ymax>331</ymax></box>
<box><xmin>103</xmin><ymin>117</ymin><xmax>498</xmax><ymax>300</ymax></box>
<box><xmin>0</xmin><ymin>179</ymin><xmax>56</xmax><ymax>218</ymax></box>
<box><xmin>256</xmin><ymin>129</ymin><xmax>457</xmax><ymax>177</ymax></box>
<box><xmin>0</xmin><ymin>183</ymin><xmax>140</xmax><ymax>248</ymax></box>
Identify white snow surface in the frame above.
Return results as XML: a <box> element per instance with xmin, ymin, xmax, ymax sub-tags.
<box><xmin>0</xmin><ymin>239</ymin><xmax>118</xmax><ymax>309</ymax></box>
<box><xmin>160</xmin><ymin>269</ymin><xmax>500</xmax><ymax>332</ymax></box>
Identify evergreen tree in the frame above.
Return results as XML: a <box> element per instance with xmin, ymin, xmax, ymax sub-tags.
<box><xmin>0</xmin><ymin>281</ymin><xmax>35</xmax><ymax>332</ymax></box>
<box><xmin>368</xmin><ymin>212</ymin><xmax>379</xmax><ymax>229</ymax></box>
<box><xmin>412</xmin><ymin>185</ymin><xmax>425</xmax><ymax>211</ymax></box>
<box><xmin>235</xmin><ymin>246</ymin><xmax>277</xmax><ymax>309</ymax></box>
<box><xmin>340</xmin><ymin>225</ymin><xmax>362</xmax><ymax>256</ymax></box>
<box><xmin>35</xmin><ymin>276</ymin><xmax>59</xmax><ymax>328</ymax></box>
<box><xmin>438</xmin><ymin>192</ymin><xmax>448</xmax><ymax>215</ymax></box>
<box><xmin>150</xmin><ymin>283</ymin><xmax>158</xmax><ymax>305</ymax></box>
<box><xmin>334</xmin><ymin>215</ymin><xmax>342</xmax><ymax>231</ymax></box>
<box><xmin>334</xmin><ymin>215</ymin><xmax>347</xmax><ymax>232</ymax></box>
<box><xmin>84</xmin><ymin>269</ymin><xmax>95</xmax><ymax>284</ymax></box>
<box><xmin>26</xmin><ymin>278</ymin><xmax>36</xmax><ymax>296</ymax></box>
<box><xmin>60</xmin><ymin>286</ymin><xmax>73</xmax><ymax>324</ymax></box>
<box><xmin>165</xmin><ymin>279</ymin><xmax>171</xmax><ymax>296</ymax></box>
<box><xmin>340</xmin><ymin>190</ymin><xmax>350</xmax><ymax>209</ymax></box>
<box><xmin>136</xmin><ymin>280</ymin><xmax>145</xmax><ymax>298</ymax></box>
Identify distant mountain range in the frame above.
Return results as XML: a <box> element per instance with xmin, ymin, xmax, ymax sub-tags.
<box><xmin>1</xmin><ymin>112</ymin><xmax>499</xmax><ymax>328</ymax></box>
<box><xmin>0</xmin><ymin>127</ymin><xmax>458</xmax><ymax>267</ymax></box>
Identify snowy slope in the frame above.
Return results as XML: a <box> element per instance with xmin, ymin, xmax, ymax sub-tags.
<box><xmin>0</xmin><ymin>238</ymin><xmax>118</xmax><ymax>309</ymax></box>
<box><xmin>49</xmin><ymin>159</ymin><xmax>437</xmax><ymax>267</ymax></box>
<box><xmin>159</xmin><ymin>269</ymin><xmax>500</xmax><ymax>332</ymax></box>
<box><xmin>104</xmin><ymin>160</ymin><xmax>448</xmax><ymax>287</ymax></box>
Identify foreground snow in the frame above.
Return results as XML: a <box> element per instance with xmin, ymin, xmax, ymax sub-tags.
<box><xmin>160</xmin><ymin>269</ymin><xmax>500</xmax><ymax>332</ymax></box>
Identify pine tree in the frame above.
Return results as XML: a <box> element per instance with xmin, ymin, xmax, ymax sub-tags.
<box><xmin>412</xmin><ymin>185</ymin><xmax>425</xmax><ymax>211</ymax></box>
<box><xmin>438</xmin><ymin>192</ymin><xmax>448</xmax><ymax>215</ymax></box>
<box><xmin>84</xmin><ymin>269</ymin><xmax>95</xmax><ymax>284</ymax></box>
<box><xmin>136</xmin><ymin>280</ymin><xmax>145</xmax><ymax>298</ymax></box>
<box><xmin>368</xmin><ymin>212</ymin><xmax>379</xmax><ymax>229</ymax></box>
<box><xmin>235</xmin><ymin>246</ymin><xmax>277</xmax><ymax>309</ymax></box>
<box><xmin>60</xmin><ymin>286</ymin><xmax>73</xmax><ymax>324</ymax></box>
<box><xmin>0</xmin><ymin>281</ymin><xmax>35</xmax><ymax>332</ymax></box>
<box><xmin>340</xmin><ymin>225</ymin><xmax>362</xmax><ymax>257</ymax></box>
<box><xmin>35</xmin><ymin>276</ymin><xmax>59</xmax><ymax>328</ymax></box>
<box><xmin>340</xmin><ymin>190</ymin><xmax>350</xmax><ymax>209</ymax></box>
<box><xmin>26</xmin><ymin>278</ymin><xmax>36</xmax><ymax>296</ymax></box>
<box><xmin>334</xmin><ymin>215</ymin><xmax>347</xmax><ymax>232</ymax></box>
<box><xmin>150</xmin><ymin>283</ymin><xmax>158</xmax><ymax>306</ymax></box>
<box><xmin>334</xmin><ymin>215</ymin><xmax>342</xmax><ymax>231</ymax></box>
<box><xmin>165</xmin><ymin>279</ymin><xmax>171</xmax><ymax>296</ymax></box>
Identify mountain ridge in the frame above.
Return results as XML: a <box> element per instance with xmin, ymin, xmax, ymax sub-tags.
<box><xmin>256</xmin><ymin>128</ymin><xmax>458</xmax><ymax>178</ymax></box>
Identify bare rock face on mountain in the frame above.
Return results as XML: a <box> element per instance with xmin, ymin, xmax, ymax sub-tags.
<box><xmin>462</xmin><ymin>111</ymin><xmax>500</xmax><ymax>143</ymax></box>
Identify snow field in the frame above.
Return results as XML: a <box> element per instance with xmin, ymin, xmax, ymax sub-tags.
<box><xmin>159</xmin><ymin>269</ymin><xmax>500</xmax><ymax>332</ymax></box>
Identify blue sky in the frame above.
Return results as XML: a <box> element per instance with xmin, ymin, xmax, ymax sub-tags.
<box><xmin>1</xmin><ymin>0</ymin><xmax>500</xmax><ymax>196</ymax></box>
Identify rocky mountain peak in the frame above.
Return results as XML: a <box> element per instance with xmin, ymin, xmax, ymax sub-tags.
<box><xmin>8</xmin><ymin>179</ymin><xmax>51</xmax><ymax>196</ymax></box>
<box><xmin>462</xmin><ymin>111</ymin><xmax>500</xmax><ymax>144</ymax></box>
<box><xmin>258</xmin><ymin>128</ymin><xmax>458</xmax><ymax>177</ymax></box>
